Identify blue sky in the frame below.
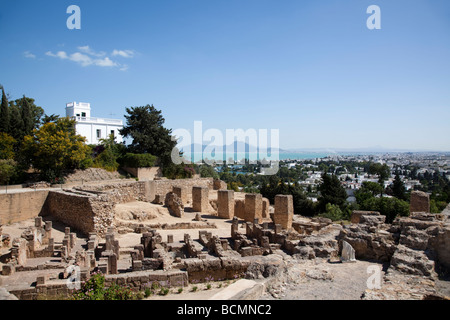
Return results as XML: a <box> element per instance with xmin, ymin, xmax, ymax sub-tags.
<box><xmin>1</xmin><ymin>0</ymin><xmax>449</xmax><ymax>151</ymax></box>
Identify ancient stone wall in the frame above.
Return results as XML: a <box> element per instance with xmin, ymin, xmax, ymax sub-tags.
<box><xmin>8</xmin><ymin>269</ymin><xmax>189</xmax><ymax>300</ymax></box>
<box><xmin>152</xmin><ymin>178</ymin><xmax>215</xmax><ymax>203</ymax></box>
<box><xmin>0</xmin><ymin>191</ymin><xmax>49</xmax><ymax>225</ymax></box>
<box><xmin>42</xmin><ymin>191</ymin><xmax>97</xmax><ymax>235</ymax></box>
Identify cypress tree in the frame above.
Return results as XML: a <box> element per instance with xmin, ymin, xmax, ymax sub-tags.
<box><xmin>0</xmin><ymin>88</ymin><xmax>9</xmax><ymax>133</ymax></box>
<box><xmin>21</xmin><ymin>96</ymin><xmax>33</xmax><ymax>135</ymax></box>
<box><xmin>8</xmin><ymin>105</ymin><xmax>24</xmax><ymax>141</ymax></box>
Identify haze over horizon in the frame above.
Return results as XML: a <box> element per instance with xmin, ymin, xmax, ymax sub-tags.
<box><xmin>1</xmin><ymin>0</ymin><xmax>449</xmax><ymax>151</ymax></box>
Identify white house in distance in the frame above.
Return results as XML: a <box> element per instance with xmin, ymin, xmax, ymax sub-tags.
<box><xmin>66</xmin><ymin>102</ymin><xmax>124</xmax><ymax>145</ymax></box>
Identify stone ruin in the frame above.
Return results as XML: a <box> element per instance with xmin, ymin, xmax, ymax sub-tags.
<box><xmin>410</xmin><ymin>190</ymin><xmax>430</xmax><ymax>213</ymax></box>
<box><xmin>1</xmin><ymin>177</ymin><xmax>449</xmax><ymax>300</ymax></box>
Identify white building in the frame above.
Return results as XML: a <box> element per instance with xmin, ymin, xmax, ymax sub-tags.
<box><xmin>66</xmin><ymin>102</ymin><xmax>124</xmax><ymax>145</ymax></box>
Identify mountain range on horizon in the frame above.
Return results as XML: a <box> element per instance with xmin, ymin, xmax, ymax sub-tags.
<box><xmin>177</xmin><ymin>142</ymin><xmax>450</xmax><ymax>154</ymax></box>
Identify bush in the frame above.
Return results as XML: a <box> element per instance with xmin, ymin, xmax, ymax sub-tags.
<box><xmin>122</xmin><ymin>153</ymin><xmax>157</xmax><ymax>168</ymax></box>
<box><xmin>361</xmin><ymin>196</ymin><xmax>409</xmax><ymax>223</ymax></box>
<box><xmin>72</xmin><ymin>272</ymin><xmax>136</xmax><ymax>300</ymax></box>
<box><xmin>318</xmin><ymin>203</ymin><xmax>345</xmax><ymax>221</ymax></box>
<box><xmin>93</xmin><ymin>147</ymin><xmax>120</xmax><ymax>172</ymax></box>
<box><xmin>163</xmin><ymin>163</ymin><xmax>196</xmax><ymax>179</ymax></box>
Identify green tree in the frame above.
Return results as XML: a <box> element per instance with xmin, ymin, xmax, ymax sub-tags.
<box><xmin>0</xmin><ymin>132</ymin><xmax>16</xmax><ymax>160</ymax></box>
<box><xmin>0</xmin><ymin>159</ymin><xmax>17</xmax><ymax>185</ymax></box>
<box><xmin>41</xmin><ymin>113</ymin><xmax>60</xmax><ymax>124</ymax></box>
<box><xmin>354</xmin><ymin>181</ymin><xmax>384</xmax><ymax>206</ymax></box>
<box><xmin>91</xmin><ymin>134</ymin><xmax>127</xmax><ymax>171</ymax></box>
<box><xmin>319</xmin><ymin>203</ymin><xmax>345</xmax><ymax>221</ymax></box>
<box><xmin>259</xmin><ymin>177</ymin><xmax>316</xmax><ymax>216</ymax></box>
<box><xmin>8</xmin><ymin>104</ymin><xmax>24</xmax><ymax>142</ymax></box>
<box><xmin>360</xmin><ymin>196</ymin><xmax>409</xmax><ymax>223</ymax></box>
<box><xmin>22</xmin><ymin>117</ymin><xmax>90</xmax><ymax>181</ymax></box>
<box><xmin>392</xmin><ymin>174</ymin><xmax>407</xmax><ymax>200</ymax></box>
<box><xmin>20</xmin><ymin>95</ymin><xmax>34</xmax><ymax>135</ymax></box>
<box><xmin>317</xmin><ymin>173</ymin><xmax>348</xmax><ymax>213</ymax></box>
<box><xmin>199</xmin><ymin>164</ymin><xmax>219</xmax><ymax>179</ymax></box>
<box><xmin>368</xmin><ymin>163</ymin><xmax>391</xmax><ymax>184</ymax></box>
<box><xmin>7</xmin><ymin>96</ymin><xmax>43</xmax><ymax>142</ymax></box>
<box><xmin>119</xmin><ymin>105</ymin><xmax>176</xmax><ymax>168</ymax></box>
<box><xmin>0</xmin><ymin>88</ymin><xmax>9</xmax><ymax>133</ymax></box>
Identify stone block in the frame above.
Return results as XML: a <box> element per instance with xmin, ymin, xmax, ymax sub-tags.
<box><xmin>273</xmin><ymin>194</ymin><xmax>293</xmax><ymax>230</ymax></box>
<box><xmin>173</xmin><ymin>186</ymin><xmax>188</xmax><ymax>205</ymax></box>
<box><xmin>410</xmin><ymin>191</ymin><xmax>430</xmax><ymax>213</ymax></box>
<box><xmin>217</xmin><ymin>190</ymin><xmax>235</xmax><ymax>219</ymax></box>
<box><xmin>244</xmin><ymin>193</ymin><xmax>263</xmax><ymax>222</ymax></box>
<box><xmin>262</xmin><ymin>197</ymin><xmax>270</xmax><ymax>218</ymax></box>
<box><xmin>35</xmin><ymin>217</ymin><xmax>43</xmax><ymax>228</ymax></box>
<box><xmin>350</xmin><ymin>211</ymin><xmax>381</xmax><ymax>224</ymax></box>
<box><xmin>2</xmin><ymin>264</ymin><xmax>15</xmax><ymax>276</ymax></box>
<box><xmin>234</xmin><ymin>199</ymin><xmax>246</xmax><ymax>219</ymax></box>
<box><xmin>213</xmin><ymin>179</ymin><xmax>228</xmax><ymax>190</ymax></box>
<box><xmin>192</xmin><ymin>186</ymin><xmax>209</xmax><ymax>213</ymax></box>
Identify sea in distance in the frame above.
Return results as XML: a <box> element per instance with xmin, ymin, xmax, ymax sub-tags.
<box><xmin>183</xmin><ymin>151</ymin><xmax>370</xmax><ymax>163</ymax></box>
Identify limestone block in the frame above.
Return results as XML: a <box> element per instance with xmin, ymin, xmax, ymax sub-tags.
<box><xmin>234</xmin><ymin>199</ymin><xmax>246</xmax><ymax>219</ymax></box>
<box><xmin>340</xmin><ymin>240</ymin><xmax>356</xmax><ymax>263</ymax></box>
<box><xmin>262</xmin><ymin>198</ymin><xmax>270</xmax><ymax>218</ymax></box>
<box><xmin>172</xmin><ymin>186</ymin><xmax>188</xmax><ymax>205</ymax></box>
<box><xmin>410</xmin><ymin>191</ymin><xmax>430</xmax><ymax>213</ymax></box>
<box><xmin>244</xmin><ymin>194</ymin><xmax>263</xmax><ymax>222</ymax></box>
<box><xmin>350</xmin><ymin>211</ymin><xmax>381</xmax><ymax>224</ymax></box>
<box><xmin>165</xmin><ymin>192</ymin><xmax>184</xmax><ymax>218</ymax></box>
<box><xmin>217</xmin><ymin>190</ymin><xmax>235</xmax><ymax>219</ymax></box>
<box><xmin>192</xmin><ymin>186</ymin><xmax>209</xmax><ymax>213</ymax></box>
<box><xmin>273</xmin><ymin>194</ymin><xmax>293</xmax><ymax>230</ymax></box>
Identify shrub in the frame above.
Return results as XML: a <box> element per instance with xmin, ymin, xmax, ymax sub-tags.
<box><xmin>72</xmin><ymin>272</ymin><xmax>136</xmax><ymax>300</ymax></box>
<box><xmin>318</xmin><ymin>203</ymin><xmax>344</xmax><ymax>221</ymax></box>
<box><xmin>122</xmin><ymin>153</ymin><xmax>157</xmax><ymax>168</ymax></box>
<box><xmin>361</xmin><ymin>196</ymin><xmax>409</xmax><ymax>223</ymax></box>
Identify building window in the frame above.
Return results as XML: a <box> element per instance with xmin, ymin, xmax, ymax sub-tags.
<box><xmin>110</xmin><ymin>130</ymin><xmax>115</xmax><ymax>137</ymax></box>
<box><xmin>81</xmin><ymin>112</ymin><xmax>86</xmax><ymax>118</ymax></box>
<box><xmin>96</xmin><ymin>129</ymin><xmax>101</xmax><ymax>139</ymax></box>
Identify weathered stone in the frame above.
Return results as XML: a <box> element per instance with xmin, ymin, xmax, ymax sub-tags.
<box><xmin>340</xmin><ymin>240</ymin><xmax>356</xmax><ymax>263</ymax></box>
<box><xmin>164</xmin><ymin>192</ymin><xmax>184</xmax><ymax>218</ymax></box>
<box><xmin>234</xmin><ymin>199</ymin><xmax>246</xmax><ymax>219</ymax></box>
<box><xmin>244</xmin><ymin>194</ymin><xmax>263</xmax><ymax>222</ymax></box>
<box><xmin>192</xmin><ymin>186</ymin><xmax>209</xmax><ymax>213</ymax></box>
<box><xmin>172</xmin><ymin>186</ymin><xmax>188</xmax><ymax>205</ymax></box>
<box><xmin>410</xmin><ymin>191</ymin><xmax>430</xmax><ymax>213</ymax></box>
<box><xmin>351</xmin><ymin>211</ymin><xmax>382</xmax><ymax>224</ymax></box>
<box><xmin>273</xmin><ymin>195</ymin><xmax>293</xmax><ymax>230</ymax></box>
<box><xmin>217</xmin><ymin>190</ymin><xmax>234</xmax><ymax>219</ymax></box>
<box><xmin>213</xmin><ymin>179</ymin><xmax>228</xmax><ymax>190</ymax></box>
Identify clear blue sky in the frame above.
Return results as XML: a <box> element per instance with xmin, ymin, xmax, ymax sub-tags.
<box><xmin>1</xmin><ymin>0</ymin><xmax>449</xmax><ymax>151</ymax></box>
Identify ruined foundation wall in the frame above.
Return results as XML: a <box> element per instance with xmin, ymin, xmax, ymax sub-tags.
<box><xmin>42</xmin><ymin>191</ymin><xmax>96</xmax><ymax>235</ymax></box>
<box><xmin>152</xmin><ymin>178</ymin><xmax>215</xmax><ymax>202</ymax></box>
<box><xmin>0</xmin><ymin>191</ymin><xmax>49</xmax><ymax>225</ymax></box>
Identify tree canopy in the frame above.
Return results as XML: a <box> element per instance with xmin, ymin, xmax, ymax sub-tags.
<box><xmin>22</xmin><ymin>117</ymin><xmax>90</xmax><ymax>181</ymax></box>
<box><xmin>317</xmin><ymin>173</ymin><xmax>348</xmax><ymax>212</ymax></box>
<box><xmin>119</xmin><ymin>105</ymin><xmax>176</xmax><ymax>167</ymax></box>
